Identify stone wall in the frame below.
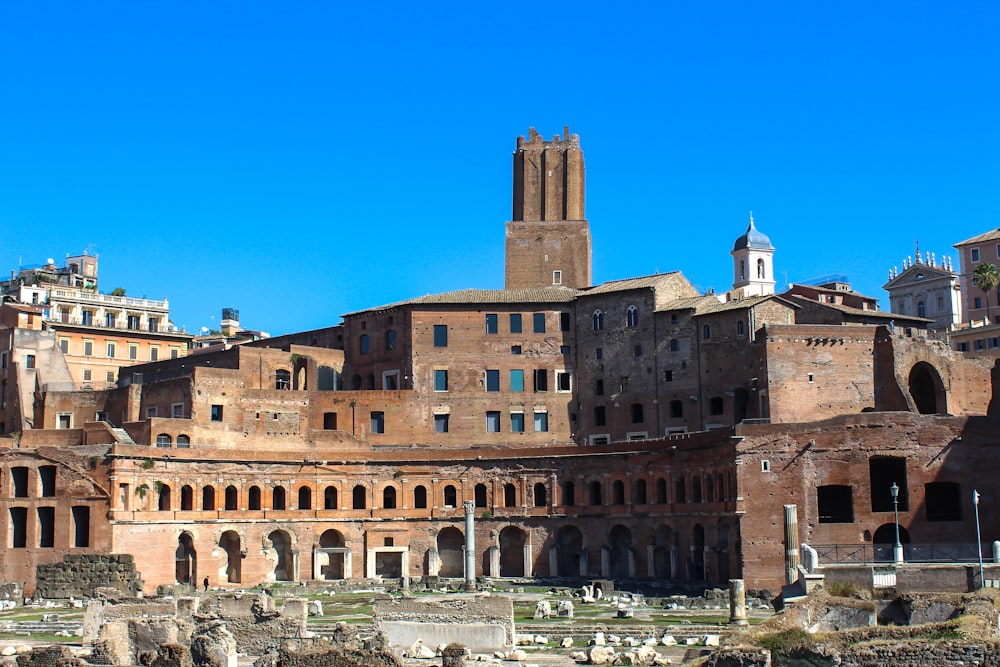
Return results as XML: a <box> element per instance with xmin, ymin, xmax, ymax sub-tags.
<box><xmin>373</xmin><ymin>595</ymin><xmax>514</xmax><ymax>653</ymax></box>
<box><xmin>35</xmin><ymin>554</ymin><xmax>141</xmax><ymax>599</ymax></box>
<box><xmin>197</xmin><ymin>593</ymin><xmax>308</xmax><ymax>655</ymax></box>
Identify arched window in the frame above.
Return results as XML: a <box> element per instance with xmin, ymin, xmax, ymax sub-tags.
<box><xmin>693</xmin><ymin>477</ymin><xmax>703</xmax><ymax>503</ymax></box>
<box><xmin>352</xmin><ymin>485</ymin><xmax>366</xmax><ymax>509</ymax></box>
<box><xmin>562</xmin><ymin>481</ymin><xmax>575</xmax><ymax>506</ymax></box>
<box><xmin>414</xmin><ymin>485</ymin><xmax>428</xmax><ymax>509</ymax></box>
<box><xmin>655</xmin><ymin>477</ymin><xmax>667</xmax><ymax>504</ymax></box>
<box><xmin>443</xmin><ymin>485</ymin><xmax>457</xmax><ymax>507</ymax></box>
<box><xmin>324</xmin><ymin>486</ymin><xmax>338</xmax><ymax>509</ymax></box>
<box><xmin>383</xmin><ymin>486</ymin><xmax>397</xmax><ymax>509</ymax></box>
<box><xmin>248</xmin><ymin>486</ymin><xmax>261</xmax><ymax>510</ymax></box>
<box><xmin>592</xmin><ymin>310</ymin><xmax>604</xmax><ymax>331</ymax></box>
<box><xmin>634</xmin><ymin>479</ymin><xmax>648</xmax><ymax>505</ymax></box>
<box><xmin>703</xmin><ymin>324</ymin><xmax>711</xmax><ymax>340</ymax></box>
<box><xmin>718</xmin><ymin>473</ymin><xmax>726</xmax><ymax>501</ymax></box>
<box><xmin>155</xmin><ymin>434</ymin><xmax>171</xmax><ymax>447</ymax></box>
<box><xmin>202</xmin><ymin>486</ymin><xmax>216</xmax><ymax>510</ymax></box>
<box><xmin>474</xmin><ymin>483</ymin><xmax>487</xmax><ymax>508</ymax></box>
<box><xmin>740</xmin><ymin>259</ymin><xmax>746</xmax><ymax>281</ymax></box>
<box><xmin>176</xmin><ymin>434</ymin><xmax>190</xmax><ymax>448</ymax></box>
<box><xmin>757</xmin><ymin>258</ymin><xmax>766</xmax><ymax>279</ymax></box>
<box><xmin>675</xmin><ymin>477</ymin><xmax>686</xmax><ymax>503</ymax></box>
<box><xmin>669</xmin><ymin>338</ymin><xmax>679</xmax><ymax>352</ymax></box>
<box><xmin>706</xmin><ymin>475</ymin><xmax>714</xmax><ymax>502</ymax></box>
<box><xmin>612</xmin><ymin>480</ymin><xmax>626</xmax><ymax>505</ymax></box>
<box><xmin>181</xmin><ymin>485</ymin><xmax>193</xmax><ymax>511</ymax></box>
<box><xmin>533</xmin><ymin>482</ymin><xmax>547</xmax><ymax>507</ymax></box>
<box><xmin>298</xmin><ymin>486</ymin><xmax>312</xmax><ymax>510</ymax></box>
<box><xmin>275</xmin><ymin>369</ymin><xmax>291</xmax><ymax>390</ymax></box>
<box><xmin>504</xmin><ymin>483</ymin><xmax>517</xmax><ymax>507</ymax></box>
<box><xmin>272</xmin><ymin>486</ymin><xmax>286</xmax><ymax>511</ymax></box>
<box><xmin>158</xmin><ymin>484</ymin><xmax>171</xmax><ymax>511</ymax></box>
<box><xmin>225</xmin><ymin>485</ymin><xmax>238</xmax><ymax>510</ymax></box>
<box><xmin>625</xmin><ymin>305</ymin><xmax>639</xmax><ymax>328</ymax></box>
<box><xmin>351</xmin><ymin>375</ymin><xmax>362</xmax><ymax>390</ymax></box>
<box><xmin>589</xmin><ymin>481</ymin><xmax>602</xmax><ymax>506</ymax></box>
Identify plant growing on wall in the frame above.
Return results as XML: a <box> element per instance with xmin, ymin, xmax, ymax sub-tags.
<box><xmin>135</xmin><ymin>484</ymin><xmax>149</xmax><ymax>499</ymax></box>
<box><xmin>141</xmin><ymin>458</ymin><xmax>155</xmax><ymax>470</ymax></box>
<box><xmin>89</xmin><ymin>455</ymin><xmax>101</xmax><ymax>469</ymax></box>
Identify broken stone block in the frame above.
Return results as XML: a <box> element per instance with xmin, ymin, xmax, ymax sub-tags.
<box><xmin>560</xmin><ymin>638</ymin><xmax>573</xmax><ymax>648</ymax></box>
<box><xmin>702</xmin><ymin>635</ymin><xmax>720</xmax><ymax>647</ymax></box>
<box><xmin>592</xmin><ymin>632</ymin><xmax>606</xmax><ymax>646</ymax></box>
<box><xmin>660</xmin><ymin>635</ymin><xmax>677</xmax><ymax>647</ymax></box>
<box><xmin>190</xmin><ymin>622</ymin><xmax>237</xmax><ymax>667</ymax></box>
<box><xmin>586</xmin><ymin>646</ymin><xmax>615</xmax><ymax>665</ymax></box>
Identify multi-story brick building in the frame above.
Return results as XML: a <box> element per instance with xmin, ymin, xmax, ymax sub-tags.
<box><xmin>0</xmin><ymin>129</ymin><xmax>996</xmax><ymax>597</ymax></box>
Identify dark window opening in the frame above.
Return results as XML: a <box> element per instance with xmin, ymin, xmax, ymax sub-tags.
<box><xmin>675</xmin><ymin>478</ymin><xmax>686</xmax><ymax>503</ymax></box>
<box><xmin>594</xmin><ymin>405</ymin><xmax>606</xmax><ymax>426</ymax></box>
<box><xmin>383</xmin><ymin>486</ymin><xmax>397</xmax><ymax>509</ymax></box>
<box><xmin>612</xmin><ymin>480</ymin><xmax>626</xmax><ymax>505</ymax></box>
<box><xmin>370</xmin><ymin>411</ymin><xmax>385</xmax><ymax>434</ymax></box>
<box><xmin>275</xmin><ymin>369</ymin><xmax>291</xmax><ymax>390</ymax></box>
<box><xmin>414</xmin><ymin>485</ymin><xmax>428</xmax><ymax>509</ymax></box>
<box><xmin>181</xmin><ymin>485</ymin><xmax>194</xmax><ymax>511</ymax></box>
<box><xmin>324</xmin><ymin>486</ymin><xmax>338</xmax><ymax>509</ymax></box>
<box><xmin>39</xmin><ymin>465</ymin><xmax>56</xmax><ymax>497</ymax></box>
<box><xmin>560</xmin><ymin>312</ymin><xmax>572</xmax><ymax>331</ymax></box>
<box><xmin>870</xmin><ymin>457</ymin><xmax>908</xmax><ymax>512</ymax></box>
<box><xmin>248</xmin><ymin>486</ymin><xmax>261</xmax><ymax>510</ymax></box>
<box><xmin>504</xmin><ymin>483</ymin><xmax>517</xmax><ymax>507</ymax></box>
<box><xmin>353</xmin><ymin>485</ymin><xmax>366</xmax><ymax>509</ymax></box>
<box><xmin>710</xmin><ymin>397</ymin><xmax>724</xmax><ymax>415</ymax></box>
<box><xmin>817</xmin><ymin>485</ymin><xmax>854</xmax><ymax>523</ymax></box>
<box><xmin>72</xmin><ymin>506</ymin><xmax>90</xmax><ymax>547</ymax></box>
<box><xmin>225</xmin><ymin>486</ymin><xmax>238</xmax><ymax>511</ymax></box>
<box><xmin>534</xmin><ymin>369</ymin><xmax>548</xmax><ymax>392</ymax></box>
<box><xmin>589</xmin><ymin>481</ymin><xmax>602</xmax><ymax>506</ymax></box>
<box><xmin>562</xmin><ymin>481</ymin><xmax>575</xmax><ymax>506</ymax></box>
<box><xmin>926</xmin><ymin>482</ymin><xmax>962</xmax><ymax>521</ymax></box>
<box><xmin>323</xmin><ymin>412</ymin><xmax>338</xmax><ymax>430</ymax></box>
<box><xmin>203</xmin><ymin>486</ymin><xmax>216</xmax><ymax>510</ymax></box>
<box><xmin>655</xmin><ymin>477</ymin><xmax>668</xmax><ymax>504</ymax></box>
<box><xmin>37</xmin><ymin>507</ymin><xmax>55</xmax><ymax>547</ymax></box>
<box><xmin>434</xmin><ymin>414</ymin><xmax>449</xmax><ymax>433</ymax></box>
<box><xmin>486</xmin><ymin>313</ymin><xmax>498</xmax><ymax>334</ymax></box>
<box><xmin>670</xmin><ymin>400</ymin><xmax>683</xmax><ymax>418</ymax></box>
<box><xmin>533</xmin><ymin>313</ymin><xmax>546</xmax><ymax>333</ymax></box>
<box><xmin>509</xmin><ymin>313</ymin><xmax>522</xmax><ymax>333</ymax></box>
<box><xmin>630</xmin><ymin>403</ymin><xmax>644</xmax><ymax>423</ymax></box>
<box><xmin>211</xmin><ymin>405</ymin><xmax>223</xmax><ymax>421</ymax></box>
<box><xmin>485</xmin><ymin>370</ymin><xmax>500</xmax><ymax>392</ymax></box>
<box><xmin>634</xmin><ymin>479</ymin><xmax>648</xmax><ymax>505</ymax></box>
<box><xmin>298</xmin><ymin>486</ymin><xmax>312</xmax><ymax>510</ymax></box>
<box><xmin>11</xmin><ymin>467</ymin><xmax>28</xmax><ymax>497</ymax></box>
<box><xmin>444</xmin><ymin>485</ymin><xmax>457</xmax><ymax>507</ymax></box>
<box><xmin>272</xmin><ymin>486</ymin><xmax>286</xmax><ymax>511</ymax></box>
<box><xmin>533</xmin><ymin>482</ymin><xmax>547</xmax><ymax>507</ymax></box>
<box><xmin>474</xmin><ymin>483</ymin><xmax>487</xmax><ymax>508</ymax></box>
<box><xmin>433</xmin><ymin>325</ymin><xmax>448</xmax><ymax>347</ymax></box>
<box><xmin>10</xmin><ymin>507</ymin><xmax>27</xmax><ymax>548</ymax></box>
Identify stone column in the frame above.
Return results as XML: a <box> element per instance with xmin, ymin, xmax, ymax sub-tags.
<box><xmin>993</xmin><ymin>540</ymin><xmax>1000</xmax><ymax>563</ymax></box>
<box><xmin>628</xmin><ymin>546</ymin><xmax>637</xmax><ymax>578</ymax></box>
<box><xmin>669</xmin><ymin>546</ymin><xmax>678</xmax><ymax>580</ymax></box>
<box><xmin>463</xmin><ymin>500</ymin><xmax>476</xmax><ymax>590</ymax></box>
<box><xmin>646</xmin><ymin>545</ymin><xmax>655</xmax><ymax>578</ymax></box>
<box><xmin>291</xmin><ymin>550</ymin><xmax>300</xmax><ymax>582</ymax></box>
<box><xmin>427</xmin><ymin>547</ymin><xmax>441</xmax><ymax>577</ymax></box>
<box><xmin>601</xmin><ymin>545</ymin><xmax>611</xmax><ymax>577</ymax></box>
<box><xmin>784</xmin><ymin>504</ymin><xmax>800</xmax><ymax>584</ymax></box>
<box><xmin>580</xmin><ymin>549</ymin><xmax>589</xmax><ymax>577</ymax></box>
<box><xmin>523</xmin><ymin>543</ymin><xmax>533</xmax><ymax>577</ymax></box>
<box><xmin>728</xmin><ymin>579</ymin><xmax>748</xmax><ymax>626</ymax></box>
<box><xmin>549</xmin><ymin>546</ymin><xmax>559</xmax><ymax>577</ymax></box>
<box><xmin>488</xmin><ymin>546</ymin><xmax>500</xmax><ymax>578</ymax></box>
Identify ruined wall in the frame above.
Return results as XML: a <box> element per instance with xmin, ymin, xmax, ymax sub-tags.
<box><xmin>35</xmin><ymin>554</ymin><xmax>142</xmax><ymax>599</ymax></box>
<box><xmin>373</xmin><ymin>595</ymin><xmax>514</xmax><ymax>652</ymax></box>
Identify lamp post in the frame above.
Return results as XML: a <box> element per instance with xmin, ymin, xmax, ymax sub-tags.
<box><xmin>974</xmin><ymin>489</ymin><xmax>984</xmax><ymax>589</ymax></box>
<box><xmin>890</xmin><ymin>482</ymin><xmax>903</xmax><ymax>565</ymax></box>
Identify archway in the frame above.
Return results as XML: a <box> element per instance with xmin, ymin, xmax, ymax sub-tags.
<box><xmin>556</xmin><ymin>525</ymin><xmax>583</xmax><ymax>577</ymax></box>
<box><xmin>175</xmin><ymin>532</ymin><xmax>197</xmax><ymax>584</ymax></box>
<box><xmin>437</xmin><ymin>527</ymin><xmax>465</xmax><ymax>578</ymax></box>
<box><xmin>319</xmin><ymin>529</ymin><xmax>346</xmax><ymax>579</ymax></box>
<box><xmin>652</xmin><ymin>525</ymin><xmax>673</xmax><ymax>579</ymax></box>
<box><xmin>608</xmin><ymin>525</ymin><xmax>632</xmax><ymax>579</ymax></box>
<box><xmin>873</xmin><ymin>522</ymin><xmax>911</xmax><ymax>562</ymax></box>
<box><xmin>499</xmin><ymin>526</ymin><xmax>527</xmax><ymax>577</ymax></box>
<box><xmin>908</xmin><ymin>362</ymin><xmax>947</xmax><ymax>415</ymax></box>
<box><xmin>267</xmin><ymin>530</ymin><xmax>295</xmax><ymax>581</ymax></box>
<box><xmin>219</xmin><ymin>531</ymin><xmax>241</xmax><ymax>584</ymax></box>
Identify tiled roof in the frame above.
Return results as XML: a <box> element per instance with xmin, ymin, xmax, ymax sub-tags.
<box><xmin>655</xmin><ymin>295</ymin><xmax>716</xmax><ymax>313</ymax></box>
<box><xmin>580</xmin><ymin>272</ymin><xmax>684</xmax><ymax>296</ymax></box>
<box><xmin>343</xmin><ymin>287</ymin><xmax>580</xmax><ymax>317</ymax></box>
<box><xmin>696</xmin><ymin>294</ymin><xmax>799</xmax><ymax>315</ymax></box>
<box><xmin>955</xmin><ymin>228</ymin><xmax>1000</xmax><ymax>246</ymax></box>
<box><xmin>786</xmin><ymin>295</ymin><xmax>932</xmax><ymax>323</ymax></box>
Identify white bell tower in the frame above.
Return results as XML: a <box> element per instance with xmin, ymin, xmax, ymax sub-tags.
<box><xmin>730</xmin><ymin>212</ymin><xmax>776</xmax><ymax>297</ymax></box>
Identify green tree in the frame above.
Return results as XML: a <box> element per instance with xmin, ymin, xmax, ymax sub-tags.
<box><xmin>973</xmin><ymin>262</ymin><xmax>1000</xmax><ymax>322</ymax></box>
<box><xmin>110</xmin><ymin>287</ymin><xmax>126</xmax><ymax>296</ymax></box>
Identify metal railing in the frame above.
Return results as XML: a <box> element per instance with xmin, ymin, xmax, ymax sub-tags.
<box><xmin>812</xmin><ymin>542</ymin><xmax>987</xmax><ymax>565</ymax></box>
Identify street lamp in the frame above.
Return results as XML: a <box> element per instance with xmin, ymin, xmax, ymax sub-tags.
<box><xmin>974</xmin><ymin>489</ymin><xmax>984</xmax><ymax>589</ymax></box>
<box><xmin>890</xmin><ymin>482</ymin><xmax>903</xmax><ymax>565</ymax></box>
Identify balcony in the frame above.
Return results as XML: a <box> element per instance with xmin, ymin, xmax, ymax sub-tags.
<box><xmin>49</xmin><ymin>289</ymin><xmax>170</xmax><ymax>313</ymax></box>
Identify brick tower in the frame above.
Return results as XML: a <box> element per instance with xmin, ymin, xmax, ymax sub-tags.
<box><xmin>505</xmin><ymin>127</ymin><xmax>592</xmax><ymax>290</ymax></box>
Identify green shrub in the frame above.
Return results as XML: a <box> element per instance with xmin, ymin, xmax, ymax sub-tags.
<box><xmin>758</xmin><ymin>629</ymin><xmax>813</xmax><ymax>653</ymax></box>
<box><xmin>825</xmin><ymin>582</ymin><xmax>859</xmax><ymax>598</ymax></box>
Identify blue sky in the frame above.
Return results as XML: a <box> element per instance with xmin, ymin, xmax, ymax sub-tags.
<box><xmin>1</xmin><ymin>2</ymin><xmax>998</xmax><ymax>335</ymax></box>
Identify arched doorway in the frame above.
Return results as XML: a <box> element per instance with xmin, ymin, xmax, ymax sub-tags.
<box><xmin>652</xmin><ymin>525</ymin><xmax>672</xmax><ymax>579</ymax></box>
<box><xmin>608</xmin><ymin>525</ymin><xmax>632</xmax><ymax>579</ymax></box>
<box><xmin>499</xmin><ymin>526</ymin><xmax>527</xmax><ymax>577</ymax></box>
<box><xmin>873</xmin><ymin>523</ymin><xmax>911</xmax><ymax>562</ymax></box>
<box><xmin>219</xmin><ymin>531</ymin><xmax>241</xmax><ymax>584</ymax></box>
<box><xmin>318</xmin><ymin>529</ymin><xmax>347</xmax><ymax>579</ymax></box>
<box><xmin>267</xmin><ymin>530</ymin><xmax>295</xmax><ymax>581</ymax></box>
<box><xmin>908</xmin><ymin>362</ymin><xmax>946</xmax><ymax>415</ymax></box>
<box><xmin>175</xmin><ymin>532</ymin><xmax>197</xmax><ymax>584</ymax></box>
<box><xmin>437</xmin><ymin>527</ymin><xmax>464</xmax><ymax>578</ymax></box>
<box><xmin>556</xmin><ymin>525</ymin><xmax>583</xmax><ymax>577</ymax></box>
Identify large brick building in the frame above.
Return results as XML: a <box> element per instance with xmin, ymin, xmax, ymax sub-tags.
<box><xmin>0</xmin><ymin>129</ymin><xmax>996</xmax><ymax>596</ymax></box>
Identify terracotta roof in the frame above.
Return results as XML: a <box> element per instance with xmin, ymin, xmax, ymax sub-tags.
<box><xmin>343</xmin><ymin>287</ymin><xmax>580</xmax><ymax>317</ymax></box>
<box><xmin>955</xmin><ymin>228</ymin><xmax>1000</xmax><ymax>246</ymax></box>
<box><xmin>696</xmin><ymin>294</ymin><xmax>799</xmax><ymax>315</ymax></box>
<box><xmin>655</xmin><ymin>295</ymin><xmax>717</xmax><ymax>313</ymax></box>
<box><xmin>786</xmin><ymin>295</ymin><xmax>932</xmax><ymax>323</ymax></box>
<box><xmin>579</xmin><ymin>272</ymin><xmax>684</xmax><ymax>296</ymax></box>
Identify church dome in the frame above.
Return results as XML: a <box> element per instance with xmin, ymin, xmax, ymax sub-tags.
<box><xmin>733</xmin><ymin>214</ymin><xmax>774</xmax><ymax>251</ymax></box>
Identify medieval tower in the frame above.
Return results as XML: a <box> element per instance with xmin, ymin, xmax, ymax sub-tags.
<box><xmin>505</xmin><ymin>127</ymin><xmax>592</xmax><ymax>290</ymax></box>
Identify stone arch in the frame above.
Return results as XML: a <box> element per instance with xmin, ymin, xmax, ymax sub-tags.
<box><xmin>158</xmin><ymin>483</ymin><xmax>172</xmax><ymax>511</ymax></box>
<box><xmin>225</xmin><ymin>485</ymin><xmax>238</xmax><ymax>510</ymax></box>
<box><xmin>437</xmin><ymin>527</ymin><xmax>465</xmax><ymax>578</ymax></box>
<box><xmin>873</xmin><ymin>522</ymin><xmax>911</xmax><ymax>561</ymax></box>
<box><xmin>908</xmin><ymin>361</ymin><xmax>947</xmax><ymax>415</ymax></box>
<box><xmin>298</xmin><ymin>486</ymin><xmax>312</xmax><ymax>510</ymax></box>
<box><xmin>324</xmin><ymin>486</ymin><xmax>338</xmax><ymax>509</ymax></box>
<box><xmin>181</xmin><ymin>485</ymin><xmax>194</xmax><ymax>511</ymax></box>
<box><xmin>266</xmin><ymin>530</ymin><xmax>295</xmax><ymax>581</ymax></box>
<box><xmin>652</xmin><ymin>525</ymin><xmax>673</xmax><ymax>579</ymax></box>
<box><xmin>175</xmin><ymin>531</ymin><xmax>197</xmax><ymax>584</ymax></box>
<box><xmin>272</xmin><ymin>486</ymin><xmax>286</xmax><ymax>511</ymax></box>
<box><xmin>203</xmin><ymin>486</ymin><xmax>216</xmax><ymax>510</ymax></box>
<box><xmin>219</xmin><ymin>530</ymin><xmax>241</xmax><ymax>583</ymax></box>
<box><xmin>248</xmin><ymin>486</ymin><xmax>261</xmax><ymax>511</ymax></box>
<box><xmin>319</xmin><ymin>529</ymin><xmax>346</xmax><ymax>579</ymax></box>
<box><xmin>556</xmin><ymin>525</ymin><xmax>583</xmax><ymax>577</ymax></box>
<box><xmin>608</xmin><ymin>525</ymin><xmax>632</xmax><ymax>579</ymax></box>
<box><xmin>499</xmin><ymin>526</ymin><xmax>527</xmax><ymax>577</ymax></box>
<box><xmin>293</xmin><ymin>357</ymin><xmax>308</xmax><ymax>390</ymax></box>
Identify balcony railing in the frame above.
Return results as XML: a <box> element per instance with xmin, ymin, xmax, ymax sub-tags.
<box><xmin>812</xmin><ymin>542</ymin><xmax>987</xmax><ymax>565</ymax></box>
<box><xmin>49</xmin><ymin>289</ymin><xmax>169</xmax><ymax>311</ymax></box>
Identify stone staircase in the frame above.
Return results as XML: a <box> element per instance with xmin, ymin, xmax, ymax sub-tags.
<box><xmin>110</xmin><ymin>428</ymin><xmax>136</xmax><ymax>445</ymax></box>
<box><xmin>0</xmin><ymin>619</ymin><xmax>83</xmax><ymax>636</ymax></box>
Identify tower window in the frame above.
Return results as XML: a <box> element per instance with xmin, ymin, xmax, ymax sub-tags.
<box><xmin>625</xmin><ymin>305</ymin><xmax>638</xmax><ymax>327</ymax></box>
<box><xmin>592</xmin><ymin>310</ymin><xmax>604</xmax><ymax>331</ymax></box>
<box><xmin>552</xmin><ymin>270</ymin><xmax>562</xmax><ymax>285</ymax></box>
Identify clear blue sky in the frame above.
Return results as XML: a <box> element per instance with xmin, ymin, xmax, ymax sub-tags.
<box><xmin>2</xmin><ymin>2</ymin><xmax>998</xmax><ymax>335</ymax></box>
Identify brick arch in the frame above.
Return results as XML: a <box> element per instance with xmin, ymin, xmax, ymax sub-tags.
<box><xmin>908</xmin><ymin>361</ymin><xmax>948</xmax><ymax>415</ymax></box>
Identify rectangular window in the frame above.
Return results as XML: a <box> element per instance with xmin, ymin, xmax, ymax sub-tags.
<box><xmin>486</xmin><ymin>411</ymin><xmax>501</xmax><ymax>432</ymax></box>
<box><xmin>534</xmin><ymin>369</ymin><xmax>548</xmax><ymax>392</ymax></box>
<box><xmin>83</xmin><ymin>369</ymin><xmax>92</xmax><ymax>381</ymax></box>
<box><xmin>323</xmin><ymin>412</ymin><xmax>338</xmax><ymax>430</ymax></box>
<box><xmin>72</xmin><ymin>506</ymin><xmax>90</xmax><ymax>547</ymax></box>
<box><xmin>511</xmin><ymin>345</ymin><xmax>522</xmax><ymax>355</ymax></box>
<box><xmin>170</xmin><ymin>348</ymin><xmax>180</xmax><ymax>359</ymax></box>
<box><xmin>210</xmin><ymin>405</ymin><xmax>223</xmax><ymax>421</ymax></box>
<box><xmin>664</xmin><ymin>370</ymin><xmax>673</xmax><ymax>381</ymax></box>
<box><xmin>25</xmin><ymin>354</ymin><xmax>35</xmax><ymax>369</ymax></box>
<box><xmin>485</xmin><ymin>313</ymin><xmax>498</xmax><ymax>334</ymax></box>
<box><xmin>433</xmin><ymin>324</ymin><xmax>448</xmax><ymax>347</ymax></box>
<box><xmin>56</xmin><ymin>413</ymin><xmax>71</xmax><ymax>429</ymax></box>
<box><xmin>106</xmin><ymin>343</ymin><xmax>115</xmax><ymax>358</ymax></box>
<box><xmin>59</xmin><ymin>339</ymin><xmax>69</xmax><ymax>354</ymax></box>
<box><xmin>509</xmin><ymin>313</ymin><xmax>522</xmax><ymax>333</ymax></box>
<box><xmin>594</xmin><ymin>406</ymin><xmax>606</xmax><ymax>426</ymax></box>
<box><xmin>560</xmin><ymin>312</ymin><xmax>571</xmax><ymax>332</ymax></box>
<box><xmin>634</xmin><ymin>344</ymin><xmax>642</xmax><ymax>356</ymax></box>
<box><xmin>148</xmin><ymin>317</ymin><xmax>159</xmax><ymax>333</ymax></box>
<box><xmin>556</xmin><ymin>371</ymin><xmax>571</xmax><ymax>392</ymax></box>
<box><xmin>127</xmin><ymin>315</ymin><xmax>140</xmax><ymax>330</ymax></box>
<box><xmin>434</xmin><ymin>414</ymin><xmax>449</xmax><ymax>433</ymax></box>
<box><xmin>129</xmin><ymin>345</ymin><xmax>138</xmax><ymax>360</ymax></box>
<box><xmin>975</xmin><ymin>297</ymin><xmax>983</xmax><ymax>309</ymax></box>
<box><xmin>485</xmin><ymin>369</ymin><xmax>500</xmax><ymax>392</ymax></box>
<box><xmin>869</xmin><ymin>457</ymin><xmax>908</xmax><ymax>512</ymax></box>
<box><xmin>146</xmin><ymin>406</ymin><xmax>158</xmax><ymax>418</ymax></box>
<box><xmin>533</xmin><ymin>412</ymin><xmax>548</xmax><ymax>432</ymax></box>
<box><xmin>434</xmin><ymin>369</ymin><xmax>448</xmax><ymax>391</ymax></box>
<box><xmin>81</xmin><ymin>310</ymin><xmax>93</xmax><ymax>326</ymax></box>
<box><xmin>560</xmin><ymin>345</ymin><xmax>571</xmax><ymax>355</ymax></box>
<box><xmin>972</xmin><ymin>248</ymin><xmax>980</xmax><ymax>262</ymax></box>
<box><xmin>106</xmin><ymin>371</ymin><xmax>114</xmax><ymax>382</ymax></box>
<box><xmin>596</xmin><ymin>379</ymin><xmax>604</xmax><ymax>395</ymax></box>
<box><xmin>511</xmin><ymin>413</ymin><xmax>524</xmax><ymax>433</ymax></box>
<box><xmin>172</xmin><ymin>403</ymin><xmax>184</xmax><ymax>418</ymax></box>
<box><xmin>595</xmin><ymin>347</ymin><xmax>603</xmax><ymax>360</ymax></box>
<box><xmin>39</xmin><ymin>466</ymin><xmax>56</xmax><ymax>496</ymax></box>
<box><xmin>552</xmin><ymin>270</ymin><xmax>562</xmax><ymax>285</ymax></box>
<box><xmin>1</xmin><ymin>352</ymin><xmax>6</xmax><ymax>368</ymax></box>
<box><xmin>370</xmin><ymin>411</ymin><xmax>385</xmax><ymax>434</ymax></box>
<box><xmin>10</xmin><ymin>508</ymin><xmax>27</xmax><ymax>548</ymax></box>
<box><xmin>533</xmin><ymin>313</ymin><xmax>546</xmax><ymax>333</ymax></box>
<box><xmin>359</xmin><ymin>334</ymin><xmax>369</xmax><ymax>354</ymax></box>
<box><xmin>150</xmin><ymin>347</ymin><xmax>158</xmax><ymax>361</ymax></box>
<box><xmin>37</xmin><ymin>507</ymin><xmax>55</xmax><ymax>548</ymax></box>
<box><xmin>510</xmin><ymin>369</ymin><xmax>524</xmax><ymax>392</ymax></box>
